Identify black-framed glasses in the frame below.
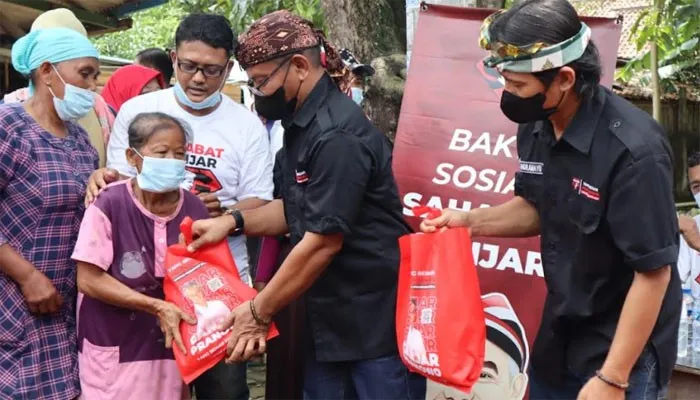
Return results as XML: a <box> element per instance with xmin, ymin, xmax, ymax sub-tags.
<box><xmin>247</xmin><ymin>57</ymin><xmax>292</xmax><ymax>96</ymax></box>
<box><xmin>177</xmin><ymin>61</ymin><xmax>228</xmax><ymax>78</ymax></box>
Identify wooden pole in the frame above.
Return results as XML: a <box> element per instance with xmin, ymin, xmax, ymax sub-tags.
<box><xmin>650</xmin><ymin>0</ymin><xmax>664</xmax><ymax>122</ymax></box>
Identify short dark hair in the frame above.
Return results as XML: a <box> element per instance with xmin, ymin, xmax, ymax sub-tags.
<box><xmin>128</xmin><ymin>112</ymin><xmax>192</xmax><ymax>150</ymax></box>
<box><xmin>175</xmin><ymin>13</ymin><xmax>237</xmax><ymax>57</ymax></box>
<box><xmin>488</xmin><ymin>0</ymin><xmax>602</xmax><ymax>100</ymax></box>
<box><xmin>689</xmin><ymin>152</ymin><xmax>700</xmax><ymax>169</ymax></box>
<box><xmin>136</xmin><ymin>48</ymin><xmax>174</xmax><ymax>84</ymax></box>
<box><xmin>303</xmin><ymin>47</ymin><xmax>322</xmax><ymax>67</ymax></box>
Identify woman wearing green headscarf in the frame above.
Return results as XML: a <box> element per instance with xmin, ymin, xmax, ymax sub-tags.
<box><xmin>0</xmin><ymin>27</ymin><xmax>100</xmax><ymax>399</ymax></box>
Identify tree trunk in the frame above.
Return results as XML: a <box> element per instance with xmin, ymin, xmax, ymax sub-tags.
<box><xmin>321</xmin><ymin>0</ymin><xmax>504</xmax><ymax>140</ymax></box>
<box><xmin>650</xmin><ymin>0</ymin><xmax>663</xmax><ymax>122</ymax></box>
<box><xmin>320</xmin><ymin>0</ymin><xmax>406</xmax><ymax>138</ymax></box>
<box><xmin>319</xmin><ymin>0</ymin><xmax>406</xmax><ymax>62</ymax></box>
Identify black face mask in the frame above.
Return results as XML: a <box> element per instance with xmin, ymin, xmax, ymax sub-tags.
<box><xmin>254</xmin><ymin>87</ymin><xmax>298</xmax><ymax>122</ymax></box>
<box><xmin>499</xmin><ymin>91</ymin><xmax>559</xmax><ymax>124</ymax></box>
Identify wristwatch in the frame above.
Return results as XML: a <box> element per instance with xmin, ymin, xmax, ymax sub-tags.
<box><xmin>223</xmin><ymin>208</ymin><xmax>244</xmax><ymax>237</ymax></box>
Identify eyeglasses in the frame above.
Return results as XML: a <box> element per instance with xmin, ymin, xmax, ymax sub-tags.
<box><xmin>247</xmin><ymin>57</ymin><xmax>292</xmax><ymax>96</ymax></box>
<box><xmin>177</xmin><ymin>61</ymin><xmax>228</xmax><ymax>78</ymax></box>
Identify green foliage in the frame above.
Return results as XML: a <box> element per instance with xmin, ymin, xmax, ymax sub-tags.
<box><xmin>92</xmin><ymin>4</ymin><xmax>187</xmax><ymax>59</ymax></box>
<box><xmin>617</xmin><ymin>0</ymin><xmax>700</xmax><ymax>88</ymax></box>
<box><xmin>92</xmin><ymin>0</ymin><xmax>325</xmax><ymax>59</ymax></box>
<box><xmin>177</xmin><ymin>0</ymin><xmax>325</xmax><ymax>35</ymax></box>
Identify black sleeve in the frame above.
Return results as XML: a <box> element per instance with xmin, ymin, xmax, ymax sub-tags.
<box><xmin>272</xmin><ymin>149</ymin><xmax>284</xmax><ymax>199</ymax></box>
<box><xmin>607</xmin><ymin>153</ymin><xmax>679</xmax><ymax>271</ymax></box>
<box><xmin>514</xmin><ymin>172</ymin><xmax>536</xmax><ymax>204</ymax></box>
<box><xmin>303</xmin><ymin>131</ymin><xmax>372</xmax><ymax>235</ymax></box>
<box><xmin>513</xmin><ymin>124</ymin><xmax>542</xmax><ymax>207</ymax></box>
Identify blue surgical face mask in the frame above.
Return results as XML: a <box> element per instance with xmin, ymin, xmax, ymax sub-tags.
<box><xmin>49</xmin><ymin>65</ymin><xmax>95</xmax><ymax>121</ymax></box>
<box><xmin>133</xmin><ymin>149</ymin><xmax>186</xmax><ymax>193</ymax></box>
<box><xmin>351</xmin><ymin>87</ymin><xmax>364</xmax><ymax>105</ymax></box>
<box><xmin>173</xmin><ymin>63</ymin><xmax>227</xmax><ymax>111</ymax></box>
<box><xmin>694</xmin><ymin>192</ymin><xmax>700</xmax><ymax>209</ymax></box>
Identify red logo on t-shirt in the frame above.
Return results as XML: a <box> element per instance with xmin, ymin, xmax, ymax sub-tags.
<box><xmin>188</xmin><ymin>167</ymin><xmax>223</xmax><ymax>194</ymax></box>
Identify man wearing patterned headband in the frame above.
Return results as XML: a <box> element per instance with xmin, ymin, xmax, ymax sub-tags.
<box><xmin>421</xmin><ymin>0</ymin><xmax>680</xmax><ymax>399</ymax></box>
<box><xmin>185</xmin><ymin>9</ymin><xmax>426</xmax><ymax>399</ymax></box>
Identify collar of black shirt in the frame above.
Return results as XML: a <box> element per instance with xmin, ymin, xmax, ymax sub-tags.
<box><xmin>531</xmin><ymin>85</ymin><xmax>607</xmax><ymax>154</ymax></box>
<box><xmin>283</xmin><ymin>73</ymin><xmax>335</xmax><ymax>130</ymax></box>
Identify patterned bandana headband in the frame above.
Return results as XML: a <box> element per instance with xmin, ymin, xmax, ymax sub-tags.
<box><xmin>478</xmin><ymin>10</ymin><xmax>592</xmax><ymax>73</ymax></box>
<box><xmin>236</xmin><ymin>10</ymin><xmax>352</xmax><ymax>93</ymax></box>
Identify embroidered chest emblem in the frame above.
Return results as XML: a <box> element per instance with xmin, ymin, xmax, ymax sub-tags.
<box><xmin>295</xmin><ymin>169</ymin><xmax>309</xmax><ymax>184</ymax></box>
<box><xmin>572</xmin><ymin>177</ymin><xmax>600</xmax><ymax>201</ymax></box>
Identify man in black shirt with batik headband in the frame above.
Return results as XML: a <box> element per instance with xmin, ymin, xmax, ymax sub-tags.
<box><xmin>185</xmin><ymin>10</ymin><xmax>426</xmax><ymax>400</ymax></box>
<box><xmin>422</xmin><ymin>1</ymin><xmax>681</xmax><ymax>399</ymax></box>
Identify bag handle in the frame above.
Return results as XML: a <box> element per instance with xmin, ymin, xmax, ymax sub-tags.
<box><xmin>180</xmin><ymin>216</ymin><xmax>194</xmax><ymax>245</ymax></box>
<box><xmin>413</xmin><ymin>205</ymin><xmax>442</xmax><ymax>219</ymax></box>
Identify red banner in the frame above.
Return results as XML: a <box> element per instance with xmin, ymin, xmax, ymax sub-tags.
<box><xmin>392</xmin><ymin>5</ymin><xmax>622</xmax><ymax>399</ymax></box>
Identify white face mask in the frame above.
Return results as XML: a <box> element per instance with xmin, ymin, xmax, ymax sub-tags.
<box><xmin>172</xmin><ymin>59</ymin><xmax>228</xmax><ymax>111</ymax></box>
<box><xmin>48</xmin><ymin>64</ymin><xmax>95</xmax><ymax>121</ymax></box>
<box><xmin>694</xmin><ymin>192</ymin><xmax>700</xmax><ymax>209</ymax></box>
<box><xmin>132</xmin><ymin>149</ymin><xmax>186</xmax><ymax>193</ymax></box>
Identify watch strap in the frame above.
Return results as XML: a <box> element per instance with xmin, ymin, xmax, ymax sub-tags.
<box><xmin>224</xmin><ymin>208</ymin><xmax>245</xmax><ymax>236</ymax></box>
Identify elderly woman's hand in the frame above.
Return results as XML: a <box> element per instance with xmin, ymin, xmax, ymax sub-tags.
<box><xmin>19</xmin><ymin>269</ymin><xmax>63</xmax><ymax>314</ymax></box>
<box><xmin>85</xmin><ymin>168</ymin><xmax>121</xmax><ymax>207</ymax></box>
<box><xmin>154</xmin><ymin>300</ymin><xmax>196</xmax><ymax>353</ymax></box>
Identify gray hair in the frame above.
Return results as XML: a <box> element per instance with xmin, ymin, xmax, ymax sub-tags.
<box><xmin>127</xmin><ymin>112</ymin><xmax>193</xmax><ymax>150</ymax></box>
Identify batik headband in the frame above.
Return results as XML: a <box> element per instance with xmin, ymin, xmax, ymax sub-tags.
<box><xmin>479</xmin><ymin>10</ymin><xmax>592</xmax><ymax>73</ymax></box>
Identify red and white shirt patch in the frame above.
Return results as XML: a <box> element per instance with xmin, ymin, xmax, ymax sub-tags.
<box><xmin>295</xmin><ymin>170</ymin><xmax>309</xmax><ymax>184</ymax></box>
<box><xmin>572</xmin><ymin>177</ymin><xmax>600</xmax><ymax>201</ymax></box>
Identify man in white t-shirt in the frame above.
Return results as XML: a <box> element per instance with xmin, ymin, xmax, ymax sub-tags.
<box><xmin>91</xmin><ymin>15</ymin><xmax>272</xmax><ymax>286</ymax></box>
<box><xmin>87</xmin><ymin>13</ymin><xmax>271</xmax><ymax>400</ymax></box>
<box><xmin>678</xmin><ymin>152</ymin><xmax>700</xmax><ymax>297</ymax></box>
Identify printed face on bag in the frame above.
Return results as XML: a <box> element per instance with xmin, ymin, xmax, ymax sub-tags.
<box><xmin>183</xmin><ymin>281</ymin><xmax>206</xmax><ymax>306</ymax></box>
<box><xmin>183</xmin><ymin>280</ymin><xmax>232</xmax><ymax>341</ymax></box>
<box><xmin>427</xmin><ymin>342</ymin><xmax>527</xmax><ymax>400</ymax></box>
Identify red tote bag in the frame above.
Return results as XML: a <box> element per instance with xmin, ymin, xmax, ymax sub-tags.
<box><xmin>396</xmin><ymin>207</ymin><xmax>485</xmax><ymax>393</ymax></box>
<box><xmin>164</xmin><ymin>217</ymin><xmax>278</xmax><ymax>383</ymax></box>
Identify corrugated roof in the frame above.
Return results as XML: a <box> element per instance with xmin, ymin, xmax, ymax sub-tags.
<box><xmin>0</xmin><ymin>0</ymin><xmax>167</xmax><ymax>39</ymax></box>
<box><xmin>613</xmin><ymin>85</ymin><xmax>700</xmax><ymax>102</ymax></box>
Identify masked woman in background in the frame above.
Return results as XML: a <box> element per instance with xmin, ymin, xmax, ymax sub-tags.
<box><xmin>0</xmin><ymin>27</ymin><xmax>100</xmax><ymax>399</ymax></box>
<box><xmin>101</xmin><ymin>64</ymin><xmax>166</xmax><ymax>116</ymax></box>
<box><xmin>3</xmin><ymin>8</ymin><xmax>114</xmax><ymax>168</ymax></box>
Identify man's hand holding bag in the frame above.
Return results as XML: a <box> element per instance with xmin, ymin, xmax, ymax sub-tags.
<box><xmin>397</xmin><ymin>206</ymin><xmax>486</xmax><ymax>393</ymax></box>
<box><xmin>164</xmin><ymin>217</ymin><xmax>278</xmax><ymax>383</ymax></box>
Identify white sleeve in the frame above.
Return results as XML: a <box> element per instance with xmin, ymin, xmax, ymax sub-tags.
<box><xmin>106</xmin><ymin>105</ymin><xmax>137</xmax><ymax>177</ymax></box>
<box><xmin>270</xmin><ymin>122</ymin><xmax>285</xmax><ymax>156</ymax></box>
<box><xmin>237</xmin><ymin>121</ymin><xmax>274</xmax><ymax>201</ymax></box>
<box><xmin>678</xmin><ymin>234</ymin><xmax>692</xmax><ymax>284</ymax></box>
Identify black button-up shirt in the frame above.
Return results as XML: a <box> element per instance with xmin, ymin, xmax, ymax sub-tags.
<box><xmin>274</xmin><ymin>74</ymin><xmax>411</xmax><ymax>362</ymax></box>
<box><xmin>515</xmin><ymin>86</ymin><xmax>681</xmax><ymax>386</ymax></box>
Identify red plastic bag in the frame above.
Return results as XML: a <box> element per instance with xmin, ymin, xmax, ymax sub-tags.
<box><xmin>396</xmin><ymin>207</ymin><xmax>485</xmax><ymax>392</ymax></box>
<box><xmin>164</xmin><ymin>217</ymin><xmax>279</xmax><ymax>383</ymax></box>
